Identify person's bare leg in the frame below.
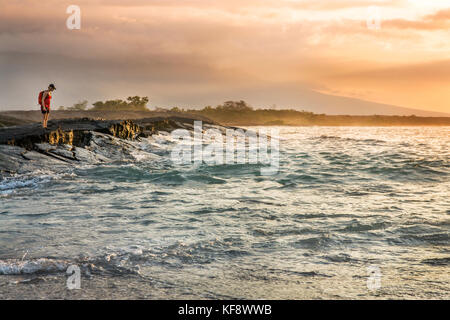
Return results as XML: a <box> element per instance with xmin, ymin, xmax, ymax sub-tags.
<box><xmin>42</xmin><ymin>113</ymin><xmax>46</xmax><ymax>128</ymax></box>
<box><xmin>44</xmin><ymin>113</ymin><xmax>49</xmax><ymax>128</ymax></box>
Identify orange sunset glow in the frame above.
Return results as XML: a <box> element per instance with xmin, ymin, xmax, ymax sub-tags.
<box><xmin>0</xmin><ymin>0</ymin><xmax>449</xmax><ymax>115</ymax></box>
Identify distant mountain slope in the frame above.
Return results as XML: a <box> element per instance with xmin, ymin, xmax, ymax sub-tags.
<box><xmin>1</xmin><ymin>84</ymin><xmax>448</xmax><ymax>117</ymax></box>
<box><xmin>295</xmin><ymin>90</ymin><xmax>449</xmax><ymax>116</ymax></box>
<box><xmin>223</xmin><ymin>85</ymin><xmax>450</xmax><ymax>117</ymax></box>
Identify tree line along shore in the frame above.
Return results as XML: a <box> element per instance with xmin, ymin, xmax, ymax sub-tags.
<box><xmin>1</xmin><ymin>98</ymin><xmax>449</xmax><ymax>127</ymax></box>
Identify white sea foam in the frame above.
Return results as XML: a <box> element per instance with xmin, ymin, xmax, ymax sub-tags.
<box><xmin>0</xmin><ymin>258</ymin><xmax>69</xmax><ymax>275</ymax></box>
<box><xmin>0</xmin><ymin>171</ymin><xmax>75</xmax><ymax>195</ymax></box>
<box><xmin>0</xmin><ymin>175</ymin><xmax>51</xmax><ymax>195</ymax></box>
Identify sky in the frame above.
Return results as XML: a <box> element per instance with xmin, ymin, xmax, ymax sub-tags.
<box><xmin>0</xmin><ymin>0</ymin><xmax>449</xmax><ymax>114</ymax></box>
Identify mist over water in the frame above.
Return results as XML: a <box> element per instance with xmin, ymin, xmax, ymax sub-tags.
<box><xmin>0</xmin><ymin>126</ymin><xmax>449</xmax><ymax>299</ymax></box>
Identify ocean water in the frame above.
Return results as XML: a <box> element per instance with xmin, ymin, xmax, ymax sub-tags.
<box><xmin>0</xmin><ymin>126</ymin><xmax>449</xmax><ymax>299</ymax></box>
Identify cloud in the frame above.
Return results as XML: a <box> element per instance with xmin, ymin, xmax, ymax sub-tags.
<box><xmin>0</xmin><ymin>0</ymin><xmax>449</xmax><ymax>113</ymax></box>
<box><xmin>335</xmin><ymin>59</ymin><xmax>450</xmax><ymax>82</ymax></box>
<box><xmin>384</xmin><ymin>8</ymin><xmax>450</xmax><ymax>30</ymax></box>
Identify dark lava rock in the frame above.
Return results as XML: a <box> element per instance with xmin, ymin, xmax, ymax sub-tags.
<box><xmin>0</xmin><ymin>117</ymin><xmax>203</xmax><ymax>176</ymax></box>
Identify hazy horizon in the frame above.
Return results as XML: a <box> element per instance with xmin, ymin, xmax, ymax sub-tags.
<box><xmin>1</xmin><ymin>0</ymin><xmax>449</xmax><ymax>115</ymax></box>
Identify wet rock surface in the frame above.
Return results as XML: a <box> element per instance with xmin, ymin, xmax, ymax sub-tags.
<box><xmin>0</xmin><ymin>118</ymin><xmax>142</xmax><ymax>149</ymax></box>
<box><xmin>0</xmin><ymin>117</ymin><xmax>216</xmax><ymax>176</ymax></box>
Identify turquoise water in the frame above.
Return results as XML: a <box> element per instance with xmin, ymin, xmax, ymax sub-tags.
<box><xmin>0</xmin><ymin>126</ymin><xmax>449</xmax><ymax>299</ymax></box>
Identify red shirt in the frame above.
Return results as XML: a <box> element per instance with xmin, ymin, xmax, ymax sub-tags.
<box><xmin>43</xmin><ymin>91</ymin><xmax>52</xmax><ymax>109</ymax></box>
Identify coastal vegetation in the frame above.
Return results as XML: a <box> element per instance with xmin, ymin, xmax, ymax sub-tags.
<box><xmin>170</xmin><ymin>100</ymin><xmax>450</xmax><ymax>126</ymax></box>
<box><xmin>91</xmin><ymin>96</ymin><xmax>150</xmax><ymax>111</ymax></box>
<box><xmin>1</xmin><ymin>97</ymin><xmax>449</xmax><ymax>127</ymax></box>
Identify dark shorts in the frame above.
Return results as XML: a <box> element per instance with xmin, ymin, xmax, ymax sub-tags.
<box><xmin>41</xmin><ymin>106</ymin><xmax>50</xmax><ymax>114</ymax></box>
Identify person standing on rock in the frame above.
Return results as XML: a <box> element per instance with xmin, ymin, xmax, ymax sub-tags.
<box><xmin>38</xmin><ymin>84</ymin><xmax>56</xmax><ymax>129</ymax></box>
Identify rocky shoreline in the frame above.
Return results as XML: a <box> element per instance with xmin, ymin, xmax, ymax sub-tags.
<box><xmin>0</xmin><ymin>116</ymin><xmax>219</xmax><ymax>177</ymax></box>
